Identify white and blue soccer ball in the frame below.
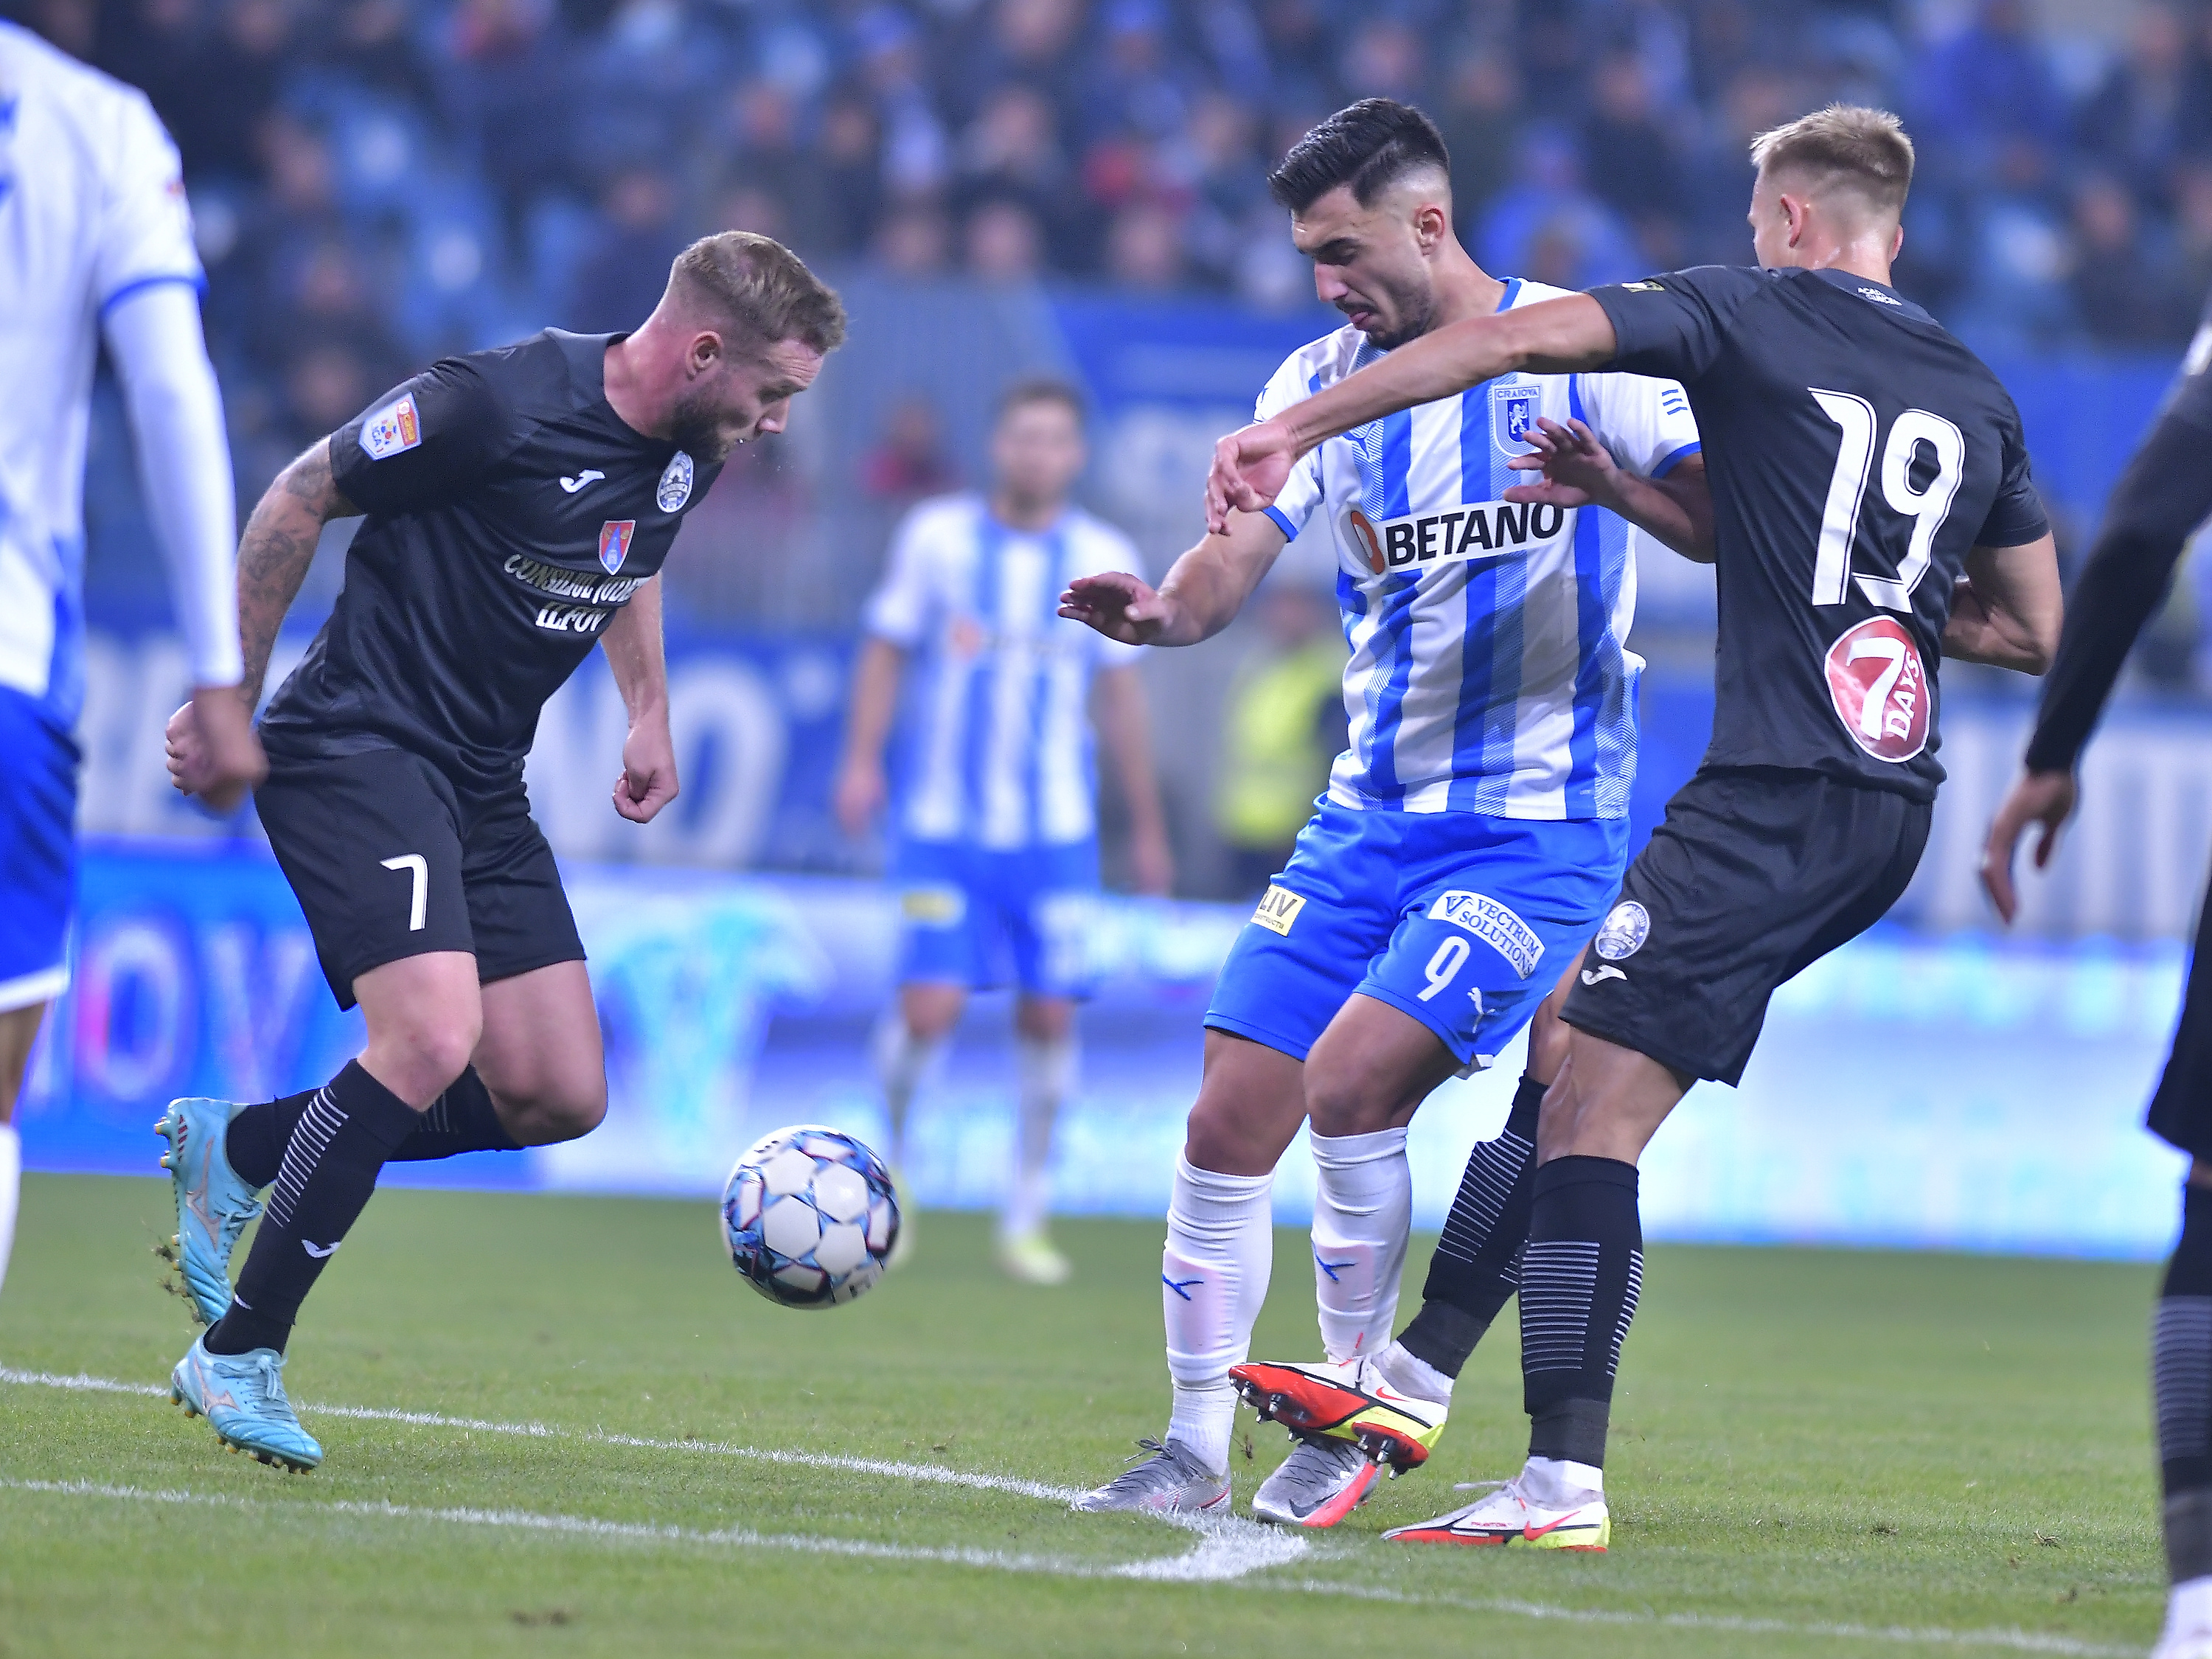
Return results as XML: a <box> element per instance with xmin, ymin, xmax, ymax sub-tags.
<box><xmin>720</xmin><ymin>1125</ymin><xmax>900</xmax><ymax>1309</ymax></box>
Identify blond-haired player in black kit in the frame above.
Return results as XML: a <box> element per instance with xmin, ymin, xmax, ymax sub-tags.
<box><xmin>156</xmin><ymin>232</ymin><xmax>845</xmax><ymax>1471</ymax></box>
<box><xmin>1211</xmin><ymin>106</ymin><xmax>2063</xmax><ymax>1549</ymax></box>
<box><xmin>1984</xmin><ymin>294</ymin><xmax>2212</xmax><ymax>1658</ymax></box>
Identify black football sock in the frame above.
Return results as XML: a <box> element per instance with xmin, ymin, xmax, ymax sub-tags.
<box><xmin>205</xmin><ymin>1061</ymin><xmax>420</xmax><ymax>1356</ymax></box>
<box><xmin>1520</xmin><ymin>1155</ymin><xmax>1644</xmax><ymax>1470</ymax></box>
<box><xmin>2159</xmin><ymin>1183</ymin><xmax>2212</xmax><ymax>1582</ymax></box>
<box><xmin>1396</xmin><ymin>1073</ymin><xmax>1545</xmax><ymax>1379</ymax></box>
<box><xmin>383</xmin><ymin>1068</ymin><xmax>523</xmax><ymax>1161</ymax></box>
<box><xmin>223</xmin><ymin>1090</ymin><xmax>316</xmax><ymax>1191</ymax></box>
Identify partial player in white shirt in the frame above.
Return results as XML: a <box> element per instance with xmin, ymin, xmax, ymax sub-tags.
<box><xmin>0</xmin><ymin>22</ymin><xmax>264</xmax><ymax>1301</ymax></box>
<box><xmin>1060</xmin><ymin>99</ymin><xmax>1711</xmax><ymax>1526</ymax></box>
<box><xmin>835</xmin><ymin>380</ymin><xmax>1174</xmax><ymax>1287</ymax></box>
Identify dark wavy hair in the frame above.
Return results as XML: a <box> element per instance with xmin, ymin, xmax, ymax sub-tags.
<box><xmin>1267</xmin><ymin>99</ymin><xmax>1451</xmax><ymax>214</ymax></box>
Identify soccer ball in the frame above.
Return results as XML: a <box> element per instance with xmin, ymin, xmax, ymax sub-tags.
<box><xmin>720</xmin><ymin>1125</ymin><xmax>900</xmax><ymax>1309</ymax></box>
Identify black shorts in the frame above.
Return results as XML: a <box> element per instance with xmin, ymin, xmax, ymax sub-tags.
<box><xmin>1562</xmin><ymin>765</ymin><xmax>1932</xmax><ymax>1086</ymax></box>
<box><xmin>2150</xmin><ymin>858</ymin><xmax>2212</xmax><ymax>1161</ymax></box>
<box><xmin>255</xmin><ymin>745</ymin><xmax>585</xmax><ymax>1009</ymax></box>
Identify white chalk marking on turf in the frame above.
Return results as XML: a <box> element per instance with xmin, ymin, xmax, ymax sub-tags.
<box><xmin>0</xmin><ymin>1366</ymin><xmax>1303</xmax><ymax>1583</ymax></box>
<box><xmin>1285</xmin><ymin>1579</ymin><xmax>2142</xmax><ymax>1658</ymax></box>
<box><xmin>0</xmin><ymin>1476</ymin><xmax>2139</xmax><ymax>1655</ymax></box>
<box><xmin>5</xmin><ymin>1368</ymin><xmax>2136</xmax><ymax>1646</ymax></box>
<box><xmin>0</xmin><ymin>1366</ymin><xmax>1077</xmax><ymax>1505</ymax></box>
<box><xmin>0</xmin><ymin>1477</ymin><xmax>1300</xmax><ymax>1586</ymax></box>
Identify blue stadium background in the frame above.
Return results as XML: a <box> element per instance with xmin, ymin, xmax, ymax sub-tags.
<box><xmin>15</xmin><ymin>0</ymin><xmax>2212</xmax><ymax>1256</ymax></box>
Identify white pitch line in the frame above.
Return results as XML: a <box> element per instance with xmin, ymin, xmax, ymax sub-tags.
<box><xmin>0</xmin><ymin>1366</ymin><xmax>1079</xmax><ymax>1505</ymax></box>
<box><xmin>1286</xmin><ymin>1579</ymin><xmax>2146</xmax><ymax>1658</ymax></box>
<box><xmin>1</xmin><ymin>1475</ymin><xmax>2143</xmax><ymax>1655</ymax></box>
<box><xmin>0</xmin><ymin>1364</ymin><xmax>1303</xmax><ymax>1582</ymax></box>
<box><xmin>0</xmin><ymin>1368</ymin><xmax>2154</xmax><ymax>1650</ymax></box>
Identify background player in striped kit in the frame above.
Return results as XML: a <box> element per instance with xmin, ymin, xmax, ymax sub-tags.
<box><xmin>1060</xmin><ymin>99</ymin><xmax>1713</xmax><ymax>1525</ymax></box>
<box><xmin>0</xmin><ymin>20</ymin><xmax>262</xmax><ymax>1304</ymax></box>
<box><xmin>835</xmin><ymin>380</ymin><xmax>1172</xmax><ymax>1286</ymax></box>
<box><xmin>1983</xmin><ymin>291</ymin><xmax>2212</xmax><ymax>1659</ymax></box>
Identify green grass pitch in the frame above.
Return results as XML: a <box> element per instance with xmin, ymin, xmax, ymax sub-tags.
<box><xmin>0</xmin><ymin>1172</ymin><xmax>2170</xmax><ymax>1657</ymax></box>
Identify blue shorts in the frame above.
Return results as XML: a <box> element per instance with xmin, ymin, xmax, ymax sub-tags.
<box><xmin>0</xmin><ymin>687</ymin><xmax>80</xmax><ymax>1012</ymax></box>
<box><xmin>894</xmin><ymin>838</ymin><xmax>1101</xmax><ymax>999</ymax></box>
<box><xmin>1206</xmin><ymin>802</ymin><xmax>1627</xmax><ymax>1071</ymax></box>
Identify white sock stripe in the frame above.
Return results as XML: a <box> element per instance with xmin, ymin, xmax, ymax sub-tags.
<box><xmin>2157</xmin><ymin>1298</ymin><xmax>2212</xmax><ymax>1461</ymax></box>
<box><xmin>1519</xmin><ymin>1240</ymin><xmax>1600</xmax><ymax>1372</ymax></box>
<box><xmin>266</xmin><ymin>1090</ymin><xmax>347</xmax><ymax>1229</ymax></box>
<box><xmin>1433</xmin><ymin>1130</ymin><xmax>1534</xmax><ymax>1267</ymax></box>
<box><xmin>1607</xmin><ymin>1251</ymin><xmax>1645</xmax><ymax>1380</ymax></box>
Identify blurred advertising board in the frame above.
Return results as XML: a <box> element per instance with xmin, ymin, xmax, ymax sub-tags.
<box><xmin>17</xmin><ymin>843</ymin><xmax>2188</xmax><ymax>1260</ymax></box>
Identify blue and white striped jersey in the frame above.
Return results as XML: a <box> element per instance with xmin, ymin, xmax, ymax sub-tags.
<box><xmin>1260</xmin><ymin>278</ymin><xmax>1702</xmax><ymax>820</ymax></box>
<box><xmin>865</xmin><ymin>493</ymin><xmax>1144</xmax><ymax>849</ymax></box>
<box><xmin>0</xmin><ymin>22</ymin><xmax>206</xmax><ymax>726</ymax></box>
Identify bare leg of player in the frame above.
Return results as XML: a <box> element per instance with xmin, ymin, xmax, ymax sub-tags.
<box><xmin>871</xmin><ymin>981</ymin><xmax>964</xmax><ymax>1267</ymax></box>
<box><xmin>1001</xmin><ymin>992</ymin><xmax>1076</xmax><ymax>1284</ymax></box>
<box><xmin>0</xmin><ymin>1001</ymin><xmax>47</xmax><ymax>1301</ymax></box>
<box><xmin>472</xmin><ymin>961</ymin><xmax>608</xmax><ymax>1144</ymax></box>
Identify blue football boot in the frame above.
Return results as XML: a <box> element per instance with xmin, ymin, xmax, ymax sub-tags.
<box><xmin>156</xmin><ymin>1098</ymin><xmax>262</xmax><ymax>1325</ymax></box>
<box><xmin>170</xmin><ymin>1333</ymin><xmax>323</xmax><ymax>1472</ymax></box>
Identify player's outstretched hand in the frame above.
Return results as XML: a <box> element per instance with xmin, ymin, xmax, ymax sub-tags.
<box><xmin>1060</xmin><ymin>571</ymin><xmax>1183</xmax><ymax>646</ymax></box>
<box><xmin>1130</xmin><ymin>822</ymin><xmax>1175</xmax><ymax>897</ymax></box>
<box><xmin>833</xmin><ymin>758</ymin><xmax>886</xmax><ymax>838</ymax></box>
<box><xmin>613</xmin><ymin>720</ymin><xmax>679</xmax><ymax>824</ymax></box>
<box><xmin>164</xmin><ymin>686</ymin><xmax>268</xmax><ymax>815</ymax></box>
<box><xmin>1204</xmin><ymin>421</ymin><xmax>1298</xmax><ymax>535</ymax></box>
<box><xmin>1503</xmin><ymin>417</ymin><xmax>1621</xmax><ymax>509</ymax></box>
<box><xmin>1980</xmin><ymin>768</ymin><xmax>2078</xmax><ymax>925</ymax></box>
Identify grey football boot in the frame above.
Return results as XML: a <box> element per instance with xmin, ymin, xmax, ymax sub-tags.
<box><xmin>1251</xmin><ymin>1433</ymin><xmax>1382</xmax><ymax>1528</ymax></box>
<box><xmin>1072</xmin><ymin>1438</ymin><xmax>1231</xmax><ymax>1514</ymax></box>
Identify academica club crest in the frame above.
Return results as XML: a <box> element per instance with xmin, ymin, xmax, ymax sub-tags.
<box><xmin>598</xmin><ymin>519</ymin><xmax>636</xmax><ymax>574</ymax></box>
<box><xmin>656</xmin><ymin>451</ymin><xmax>695</xmax><ymax>512</ymax></box>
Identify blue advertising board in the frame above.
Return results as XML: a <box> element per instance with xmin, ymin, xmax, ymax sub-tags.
<box><xmin>17</xmin><ymin>842</ymin><xmax>2189</xmax><ymax>1260</ymax></box>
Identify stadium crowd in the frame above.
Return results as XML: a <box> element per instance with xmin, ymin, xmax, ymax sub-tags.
<box><xmin>14</xmin><ymin>0</ymin><xmax>2211</xmax><ymax>504</ymax></box>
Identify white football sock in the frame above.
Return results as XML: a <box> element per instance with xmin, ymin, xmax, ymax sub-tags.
<box><xmin>2167</xmin><ymin>1574</ymin><xmax>2212</xmax><ymax>1638</ymax></box>
<box><xmin>871</xmin><ymin>1015</ymin><xmax>947</xmax><ymax>1171</ymax></box>
<box><xmin>0</xmin><ymin>1124</ymin><xmax>18</xmax><ymax>1299</ymax></box>
<box><xmin>1162</xmin><ymin>1154</ymin><xmax>1273</xmax><ymax>1477</ymax></box>
<box><xmin>1375</xmin><ymin>1338</ymin><xmax>1453</xmax><ymax>1405</ymax></box>
<box><xmin>1310</xmin><ymin>1125</ymin><xmax>1411</xmax><ymax>1362</ymax></box>
<box><xmin>1001</xmin><ymin>1032</ymin><xmax>1075</xmax><ymax>1241</ymax></box>
<box><xmin>1523</xmin><ymin>1454</ymin><xmax>1605</xmax><ymax>1504</ymax></box>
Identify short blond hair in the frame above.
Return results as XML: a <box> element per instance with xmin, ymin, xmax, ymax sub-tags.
<box><xmin>669</xmin><ymin>232</ymin><xmax>848</xmax><ymax>354</ymax></box>
<box><xmin>1750</xmin><ymin>104</ymin><xmax>1916</xmax><ymax>220</ymax></box>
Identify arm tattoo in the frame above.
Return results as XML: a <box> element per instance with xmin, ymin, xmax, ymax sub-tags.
<box><xmin>237</xmin><ymin>438</ymin><xmax>355</xmax><ymax>706</ymax></box>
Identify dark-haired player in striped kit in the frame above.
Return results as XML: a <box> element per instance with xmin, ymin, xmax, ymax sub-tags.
<box><xmin>157</xmin><ymin>232</ymin><xmax>844</xmax><ymax>1472</ymax></box>
<box><xmin>1983</xmin><ymin>293</ymin><xmax>2212</xmax><ymax>1658</ymax></box>
<box><xmin>1213</xmin><ymin>105</ymin><xmax>2063</xmax><ymax>1549</ymax></box>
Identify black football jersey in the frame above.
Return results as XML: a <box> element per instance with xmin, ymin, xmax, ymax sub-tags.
<box><xmin>2024</xmin><ymin>285</ymin><xmax>2212</xmax><ymax>774</ymax></box>
<box><xmin>1590</xmin><ymin>266</ymin><xmax>2051</xmax><ymax>801</ymax></box>
<box><xmin>258</xmin><ymin>330</ymin><xmax>722</xmax><ymax>795</ymax></box>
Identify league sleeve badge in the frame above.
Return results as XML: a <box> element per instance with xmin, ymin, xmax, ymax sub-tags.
<box><xmin>598</xmin><ymin>519</ymin><xmax>636</xmax><ymax>574</ymax></box>
<box><xmin>358</xmin><ymin>392</ymin><xmax>422</xmax><ymax>460</ymax></box>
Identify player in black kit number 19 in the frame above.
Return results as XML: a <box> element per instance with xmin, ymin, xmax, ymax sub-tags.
<box><xmin>154</xmin><ymin>232</ymin><xmax>847</xmax><ymax>1470</ymax></box>
<box><xmin>1206</xmin><ymin>105</ymin><xmax>2063</xmax><ymax>1547</ymax></box>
